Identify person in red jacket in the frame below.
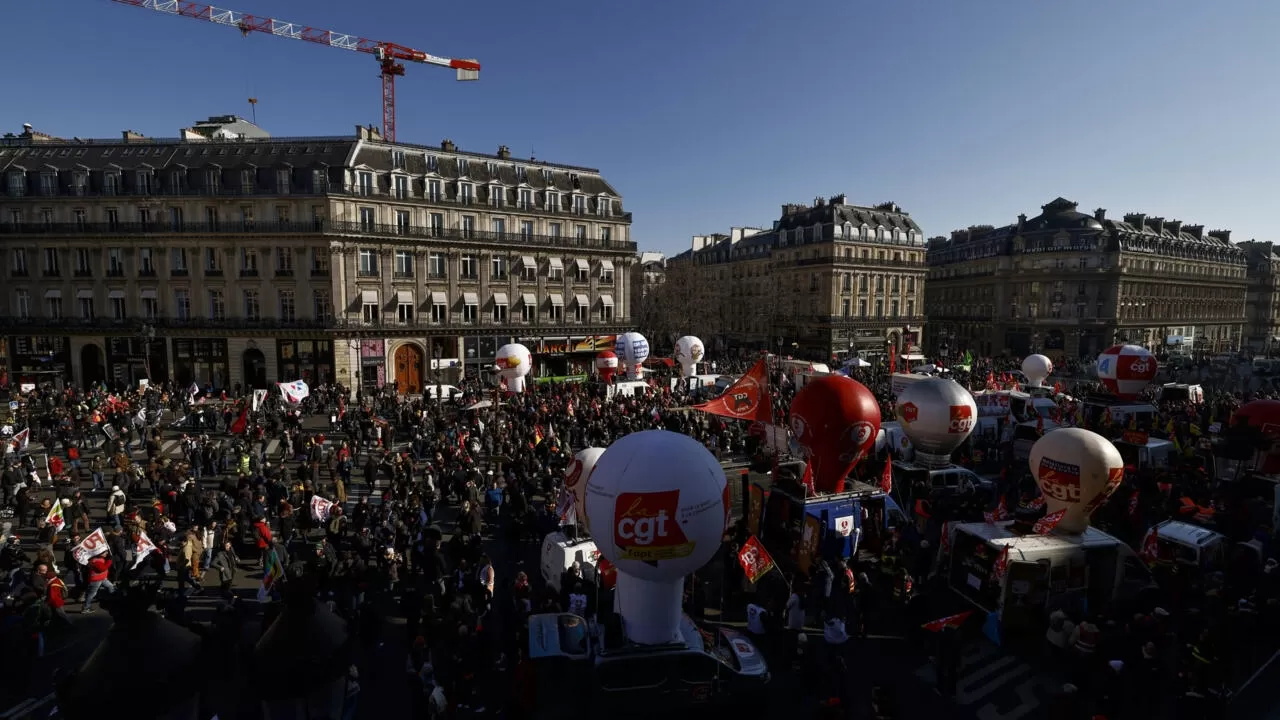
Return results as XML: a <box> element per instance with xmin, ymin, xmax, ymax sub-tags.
<box><xmin>82</xmin><ymin>555</ymin><xmax>115</xmax><ymax>613</ymax></box>
<box><xmin>253</xmin><ymin>517</ymin><xmax>273</xmax><ymax>569</ymax></box>
<box><xmin>36</xmin><ymin>564</ymin><xmax>72</xmax><ymax>624</ymax></box>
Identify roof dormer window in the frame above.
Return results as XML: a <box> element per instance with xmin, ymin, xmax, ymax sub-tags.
<box><xmin>516</xmin><ymin>166</ymin><xmax>527</xmax><ymax>183</ymax></box>
<box><xmin>541</xmin><ymin>168</ymin><xmax>552</xmax><ymax>183</ymax></box>
<box><xmin>458</xmin><ymin>159</ymin><xmax>470</xmax><ymax>176</ymax></box>
<box><xmin>426</xmin><ymin>155</ymin><xmax>439</xmax><ymax>172</ymax></box>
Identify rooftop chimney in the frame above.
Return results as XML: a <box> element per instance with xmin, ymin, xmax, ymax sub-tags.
<box><xmin>829</xmin><ymin>194</ymin><xmax>847</xmax><ymax>205</ymax></box>
<box><xmin>1150</xmin><ymin>217</ymin><xmax>1165</xmax><ymax>234</ymax></box>
<box><xmin>1094</xmin><ymin>208</ymin><xmax>1106</xmax><ymax>221</ymax></box>
<box><xmin>1207</xmin><ymin>229</ymin><xmax>1232</xmax><ymax>243</ymax></box>
<box><xmin>1184</xmin><ymin>224</ymin><xmax>1204</xmax><ymax>240</ymax></box>
<box><xmin>1166</xmin><ymin>220</ymin><xmax>1183</xmax><ymax>234</ymax></box>
<box><xmin>497</xmin><ymin>145</ymin><xmax>511</xmax><ymax>159</ymax></box>
<box><xmin>814</xmin><ymin>196</ymin><xmax>826</xmax><ymax>207</ymax></box>
<box><xmin>441</xmin><ymin>139</ymin><xmax>456</xmax><ymax>152</ymax></box>
<box><xmin>122</xmin><ymin>130</ymin><xmax>146</xmax><ymax>142</ymax></box>
<box><xmin>1124</xmin><ymin>213</ymin><xmax>1146</xmax><ymax>228</ymax></box>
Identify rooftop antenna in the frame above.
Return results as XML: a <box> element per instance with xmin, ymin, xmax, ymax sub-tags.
<box><xmin>248</xmin><ymin>98</ymin><xmax>258</xmax><ymax>124</ymax></box>
<box><xmin>530</xmin><ymin>144</ymin><xmax>536</xmax><ymax>162</ymax></box>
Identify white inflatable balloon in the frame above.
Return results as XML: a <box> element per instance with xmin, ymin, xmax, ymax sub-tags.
<box><xmin>674</xmin><ymin>336</ymin><xmax>705</xmax><ymax>378</ymax></box>
<box><xmin>1022</xmin><ymin>354</ymin><xmax>1054</xmax><ymax>387</ymax></box>
<box><xmin>495</xmin><ymin>343</ymin><xmax>533</xmax><ymax>393</ymax></box>
<box><xmin>896</xmin><ymin>378</ymin><xmax>977</xmax><ymax>467</ymax></box>
<box><xmin>565</xmin><ymin>447</ymin><xmax>606</xmax><ymax>529</ymax></box>
<box><xmin>614</xmin><ymin>332</ymin><xmax>650</xmax><ymax>380</ymax></box>
<box><xmin>584</xmin><ymin>430</ymin><xmax>727</xmax><ymax>645</ymax></box>
<box><xmin>1029</xmin><ymin>428</ymin><xmax>1124</xmax><ymax>534</ymax></box>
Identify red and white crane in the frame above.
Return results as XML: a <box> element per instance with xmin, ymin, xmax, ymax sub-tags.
<box><xmin>112</xmin><ymin>0</ymin><xmax>480</xmax><ymax>142</ymax></box>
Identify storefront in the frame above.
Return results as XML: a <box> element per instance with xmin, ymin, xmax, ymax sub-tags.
<box><xmin>523</xmin><ymin>335</ymin><xmax>614</xmax><ymax>377</ymax></box>
<box><xmin>106</xmin><ymin>336</ymin><xmax>170</xmax><ymax>387</ymax></box>
<box><xmin>9</xmin><ymin>336</ymin><xmax>72</xmax><ymax>388</ymax></box>
<box><xmin>278</xmin><ymin>339</ymin><xmax>335</xmax><ymax>387</ymax></box>
<box><xmin>359</xmin><ymin>340</ymin><xmax>386</xmax><ymax>394</ymax></box>
<box><xmin>173</xmin><ymin>338</ymin><xmax>229</xmax><ymax>391</ymax></box>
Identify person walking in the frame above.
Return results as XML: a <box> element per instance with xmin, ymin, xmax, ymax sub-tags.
<box><xmin>82</xmin><ymin>555</ymin><xmax>115</xmax><ymax>613</ymax></box>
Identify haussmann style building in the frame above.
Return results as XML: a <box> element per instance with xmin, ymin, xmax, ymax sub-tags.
<box><xmin>924</xmin><ymin>197</ymin><xmax>1247</xmax><ymax>359</ymax></box>
<box><xmin>0</xmin><ymin>117</ymin><xmax>636</xmax><ymax>392</ymax></box>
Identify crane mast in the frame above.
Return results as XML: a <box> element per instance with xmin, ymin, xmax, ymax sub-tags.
<box><xmin>111</xmin><ymin>0</ymin><xmax>480</xmax><ymax>142</ymax></box>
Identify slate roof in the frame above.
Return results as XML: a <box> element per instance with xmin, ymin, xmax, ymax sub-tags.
<box><xmin>0</xmin><ymin>138</ymin><xmax>356</xmax><ymax>173</ymax></box>
<box><xmin>775</xmin><ymin>200</ymin><xmax>923</xmax><ymax>234</ymax></box>
<box><xmin>352</xmin><ymin>143</ymin><xmax>619</xmax><ymax>196</ymax></box>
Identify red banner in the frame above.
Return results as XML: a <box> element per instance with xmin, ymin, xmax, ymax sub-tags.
<box><xmin>737</xmin><ymin>535</ymin><xmax>776</xmax><ymax>584</ymax></box>
<box><xmin>692</xmin><ymin>358</ymin><xmax>772</xmax><ymax>423</ymax></box>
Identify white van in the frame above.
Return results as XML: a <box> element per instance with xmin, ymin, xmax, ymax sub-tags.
<box><xmin>1114</xmin><ymin>437</ymin><xmax>1175</xmax><ymax>471</ymax></box>
<box><xmin>540</xmin><ymin>531</ymin><xmax>603</xmax><ymax>592</ymax></box>
<box><xmin>606</xmin><ymin>380</ymin><xmax>651</xmax><ymax>399</ymax></box>
<box><xmin>1157</xmin><ymin>383</ymin><xmax>1204</xmax><ymax>404</ymax></box>
<box><xmin>422</xmin><ymin>384</ymin><xmax>463</xmax><ymax>402</ymax></box>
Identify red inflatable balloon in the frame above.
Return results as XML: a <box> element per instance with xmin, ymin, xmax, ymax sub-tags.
<box><xmin>1233</xmin><ymin>400</ymin><xmax>1280</xmax><ymax>474</ymax></box>
<box><xmin>788</xmin><ymin>375</ymin><xmax>881</xmax><ymax>494</ymax></box>
<box><xmin>595</xmin><ymin>350</ymin><xmax>619</xmax><ymax>383</ymax></box>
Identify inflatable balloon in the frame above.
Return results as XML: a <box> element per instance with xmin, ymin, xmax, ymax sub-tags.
<box><xmin>595</xmin><ymin>350</ymin><xmax>619</xmax><ymax>383</ymax></box>
<box><xmin>1096</xmin><ymin>345</ymin><xmax>1157</xmax><ymax>400</ymax></box>
<box><xmin>674</xmin><ymin>336</ymin><xmax>705</xmax><ymax>378</ymax></box>
<box><xmin>583</xmin><ymin>430</ymin><xmax>726</xmax><ymax>645</ymax></box>
<box><xmin>494</xmin><ymin>343</ymin><xmax>533</xmax><ymax>393</ymax></box>
<box><xmin>1029</xmin><ymin>428</ymin><xmax>1124</xmax><ymax>534</ymax></box>
<box><xmin>1229</xmin><ymin>400</ymin><xmax>1280</xmax><ymax>474</ymax></box>
<box><xmin>615</xmin><ymin>332</ymin><xmax>650</xmax><ymax>380</ymax></box>
<box><xmin>565</xmin><ymin>447</ymin><xmax>606</xmax><ymax>530</ymax></box>
<box><xmin>789</xmin><ymin>375</ymin><xmax>881</xmax><ymax>494</ymax></box>
<box><xmin>1022</xmin><ymin>354</ymin><xmax>1053</xmax><ymax>387</ymax></box>
<box><xmin>896</xmin><ymin>378</ymin><xmax>977</xmax><ymax>467</ymax></box>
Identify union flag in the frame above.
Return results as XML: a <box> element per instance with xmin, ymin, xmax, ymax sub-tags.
<box><xmin>691</xmin><ymin>358</ymin><xmax>772</xmax><ymax>423</ymax></box>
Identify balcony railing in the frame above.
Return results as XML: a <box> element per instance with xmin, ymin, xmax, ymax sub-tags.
<box><xmin>0</xmin><ymin>219</ymin><xmax>639</xmax><ymax>252</ymax></box>
<box><xmin>796</xmin><ymin>256</ymin><xmax>927</xmax><ymax>269</ymax></box>
<box><xmin>814</xmin><ymin>314</ymin><xmax>928</xmax><ymax>326</ymax></box>
<box><xmin>0</xmin><ymin>316</ymin><xmax>332</xmax><ymax>330</ymax></box>
<box><xmin>0</xmin><ymin>313</ymin><xmax>631</xmax><ymax>334</ymax></box>
<box><xmin>331</xmin><ymin>316</ymin><xmax>632</xmax><ymax>332</ymax></box>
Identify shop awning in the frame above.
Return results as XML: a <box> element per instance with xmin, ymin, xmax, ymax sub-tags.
<box><xmin>77</xmin><ymin>289</ymin><xmax>94</xmax><ymax>299</ymax></box>
<box><xmin>549</xmin><ymin>293</ymin><xmax>564</xmax><ymax>306</ymax></box>
<box><xmin>574</xmin><ymin>293</ymin><xmax>589</xmax><ymax>307</ymax></box>
<box><xmin>396</xmin><ymin>290</ymin><xmax>413</xmax><ymax>304</ymax></box>
<box><xmin>44</xmin><ymin>289</ymin><xmax>61</xmax><ymax>299</ymax></box>
<box><xmin>360</xmin><ymin>290</ymin><xmax>378</xmax><ymax>304</ymax></box>
<box><xmin>463</xmin><ymin>292</ymin><xmax>479</xmax><ymax>306</ymax></box>
<box><xmin>574</xmin><ymin>258</ymin><xmax>589</xmax><ymax>271</ymax></box>
<box><xmin>109</xmin><ymin>290</ymin><xmax>125</xmax><ymax>299</ymax></box>
<box><xmin>521</xmin><ymin>293</ymin><xmax>537</xmax><ymax>306</ymax></box>
<box><xmin>600</xmin><ymin>260</ymin><xmax>615</xmax><ymax>272</ymax></box>
<box><xmin>600</xmin><ymin>294</ymin><xmax>614</xmax><ymax>307</ymax></box>
<box><xmin>141</xmin><ymin>289</ymin><xmax>156</xmax><ymax>299</ymax></box>
<box><xmin>493</xmin><ymin>292</ymin><xmax>509</xmax><ymax>306</ymax></box>
<box><xmin>520</xmin><ymin>255</ymin><xmax>536</xmax><ymax>268</ymax></box>
<box><xmin>548</xmin><ymin>258</ymin><xmax>564</xmax><ymax>270</ymax></box>
<box><xmin>430</xmin><ymin>291</ymin><xmax>447</xmax><ymax>305</ymax></box>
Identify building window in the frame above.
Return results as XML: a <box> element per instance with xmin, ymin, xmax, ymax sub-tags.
<box><xmin>521</xmin><ymin>301</ymin><xmax>535</xmax><ymax>323</ymax></box>
<box><xmin>492</xmin><ymin>218</ymin><xmax>506</xmax><ymax>235</ymax></box>
<box><xmin>312</xmin><ymin>248</ymin><xmax>329</xmax><ymax>275</ymax></box>
<box><xmin>357</xmin><ymin>171</ymin><xmax>373</xmax><ymax>196</ymax></box>
<box><xmin>549</xmin><ymin>262</ymin><xmax>564</xmax><ymax>282</ymax></box>
<box><xmin>394</xmin><ymin>250</ymin><xmax>413</xmax><ymax>277</ymax></box>
<box><xmin>175</xmin><ymin>290</ymin><xmax>190</xmax><ymax>321</ymax></box>
<box><xmin>576</xmin><ymin>262</ymin><xmax>589</xmax><ymax>284</ymax></box>
<box><xmin>492</xmin><ymin>301</ymin><xmax>507</xmax><ymax>323</ymax></box>
<box><xmin>428</xmin><ymin>252</ymin><xmax>446</xmax><ymax>279</ymax></box>
<box><xmin>359</xmin><ymin>207</ymin><xmax>375</xmax><ymax>231</ymax></box>
<box><xmin>276</xmin><ymin>168</ymin><xmax>291</xmax><ymax>192</ymax></box>
<box><xmin>459</xmin><ymin>183</ymin><xmax>474</xmax><ymax>205</ymax></box>
<box><xmin>427</xmin><ymin>180</ymin><xmax>442</xmax><ymax>202</ymax></box>
<box><xmin>490</xmin><ymin>185</ymin><xmax>505</xmax><ymax>207</ymax></box>
<box><xmin>547</xmin><ymin>191</ymin><xmax>560</xmax><ymax>212</ymax></box>
<box><xmin>519</xmin><ymin>189</ymin><xmax>532</xmax><ymax>209</ymax></box>
<box><xmin>75</xmin><ymin>248</ymin><xmax>92</xmax><ymax>276</ymax></box>
<box><xmin>463</xmin><ymin>302</ymin><xmax>477</xmax><ymax>324</ymax></box>
<box><xmin>395</xmin><ymin>210</ymin><xmax>410</xmax><ymax>234</ymax></box>
<box><xmin>11</xmin><ymin>249</ymin><xmax>25</xmax><ymax>276</ymax></box>
<box><xmin>279</xmin><ymin>290</ymin><xmax>295</xmax><ymax>322</ymax></box>
<box><xmin>391</xmin><ymin>150</ymin><xmax>405</xmax><ymax>169</ymax></box>
<box><xmin>461</xmin><ymin>216</ymin><xmax>475</xmax><ymax>238</ymax></box>
<box><xmin>238</xmin><ymin>206</ymin><xmax>252</xmax><ymax>228</ymax></box>
<box><xmin>841</xmin><ymin>299</ymin><xmax>851</xmax><ymax>316</ymax></box>
<box><xmin>549</xmin><ymin>302</ymin><xmax>562</xmax><ymax>322</ymax></box>
<box><xmin>458</xmin><ymin>159</ymin><xmax>470</xmax><ymax>176</ymax></box>
<box><xmin>15</xmin><ymin>290</ymin><xmax>29</xmax><ymax>319</ymax></box>
<box><xmin>600</xmin><ymin>265</ymin><xmax>614</xmax><ymax>284</ymax></box>
<box><xmin>111</xmin><ymin>295</ymin><xmax>126</xmax><ymax>320</ymax></box>
<box><xmin>138</xmin><ymin>248</ymin><xmax>154</xmax><ymax>275</ymax></box>
<box><xmin>574</xmin><ymin>301</ymin><xmax>588</xmax><ymax>323</ymax></box>
<box><xmin>244</xmin><ymin>290</ymin><xmax>260</xmax><ymax>321</ymax></box>
<box><xmin>460</xmin><ymin>255</ymin><xmax>478</xmax><ymax>279</ymax></box>
<box><xmin>171</xmin><ymin>248</ymin><xmax>188</xmax><ymax>275</ymax></box>
<box><xmin>209</xmin><ymin>290</ymin><xmax>225</xmax><ymax>320</ymax></box>
<box><xmin>47</xmin><ymin>295</ymin><xmax>62</xmax><ymax>320</ymax></box>
<box><xmin>431</xmin><ymin>300</ymin><xmax>446</xmax><ymax>323</ymax></box>
<box><xmin>491</xmin><ymin>255</ymin><xmax>507</xmax><ymax>280</ymax></box>
<box><xmin>204</xmin><ymin>206</ymin><xmax>217</xmax><ymax>229</ymax></box>
<box><xmin>397</xmin><ymin>302</ymin><xmax>414</xmax><ymax>324</ymax></box>
<box><xmin>574</xmin><ymin>225</ymin><xmax>587</xmax><ymax>240</ymax></box>
<box><xmin>429</xmin><ymin>213</ymin><xmax>444</xmax><ymax>236</ymax></box>
<box><xmin>907</xmin><ymin>277</ymin><xmax>916</xmax><ymax>292</ymax></box>
<box><xmin>907</xmin><ymin>300</ymin><xmax>915</xmax><ymax>317</ymax></box>
<box><xmin>275</xmin><ymin>247</ymin><xmax>293</xmax><ymax>275</ymax></box>
<box><xmin>107</xmin><ymin>248</ymin><xmax>125</xmax><ymax>276</ymax></box>
<box><xmin>358</xmin><ymin>249</ymin><xmax>379</xmax><ymax>277</ymax></box>
<box><xmin>393</xmin><ymin>174</ymin><xmax>408</xmax><ymax>200</ymax></box>
<box><xmin>238</xmin><ymin>248</ymin><xmax>258</xmax><ymax>276</ymax></box>
<box><xmin>874</xmin><ymin>300</ymin><xmax>883</xmax><ymax>318</ymax></box>
<box><xmin>314</xmin><ymin>290</ymin><xmax>332</xmax><ymax>321</ymax></box>
<box><xmin>549</xmin><ymin>222</ymin><xmax>562</xmax><ymax>238</ymax></box>
<box><xmin>79</xmin><ymin>295</ymin><xmax>95</xmax><ymax>321</ymax></box>
<box><xmin>858</xmin><ymin>299</ymin><xmax>867</xmax><ymax>317</ymax></box>
<box><xmin>573</xmin><ymin>195</ymin><xmax>585</xmax><ymax>215</ymax></box>
<box><xmin>599</xmin><ymin>303</ymin><xmax>613</xmax><ymax>322</ymax></box>
<box><xmin>891</xmin><ymin>277</ymin><xmax>900</xmax><ymax>293</ymax></box>
<box><xmin>44</xmin><ymin>247</ymin><xmax>59</xmax><ymax>276</ymax></box>
<box><xmin>600</xmin><ymin>227</ymin><xmax>611</xmax><ymax>243</ymax></box>
<box><xmin>890</xmin><ymin>300</ymin><xmax>899</xmax><ymax>317</ymax></box>
<box><xmin>141</xmin><ymin>295</ymin><xmax>157</xmax><ymax>320</ymax></box>
<box><xmin>521</xmin><ymin>259</ymin><xmax>537</xmax><ymax>282</ymax></box>
<box><xmin>362</xmin><ymin>302</ymin><xmax>379</xmax><ymax>323</ymax></box>
<box><xmin>205</xmin><ymin>248</ymin><xmax>221</xmax><ymax>273</ymax></box>
<box><xmin>520</xmin><ymin>221</ymin><xmax>534</xmax><ymax>239</ymax></box>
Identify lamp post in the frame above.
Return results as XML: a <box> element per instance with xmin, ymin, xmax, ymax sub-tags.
<box><xmin>138</xmin><ymin>322</ymin><xmax>156</xmax><ymax>386</ymax></box>
<box><xmin>58</xmin><ymin>583</ymin><xmax>205</xmax><ymax>720</ymax></box>
<box><xmin>253</xmin><ymin>573</ymin><xmax>354</xmax><ymax>720</ymax></box>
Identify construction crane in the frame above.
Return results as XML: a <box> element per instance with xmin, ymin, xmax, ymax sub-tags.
<box><xmin>111</xmin><ymin>0</ymin><xmax>480</xmax><ymax>142</ymax></box>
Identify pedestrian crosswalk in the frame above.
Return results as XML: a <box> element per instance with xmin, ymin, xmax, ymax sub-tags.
<box><xmin>914</xmin><ymin>641</ymin><xmax>1063</xmax><ymax>720</ymax></box>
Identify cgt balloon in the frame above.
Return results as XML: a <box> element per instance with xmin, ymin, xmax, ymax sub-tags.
<box><xmin>896</xmin><ymin>378</ymin><xmax>977</xmax><ymax>467</ymax></box>
<box><xmin>494</xmin><ymin>343</ymin><xmax>533</xmax><ymax>393</ymax></box>
<box><xmin>583</xmin><ymin>430</ymin><xmax>727</xmax><ymax>645</ymax></box>
<box><xmin>788</xmin><ymin>375</ymin><xmax>881</xmax><ymax>494</ymax></box>
<box><xmin>1029</xmin><ymin>428</ymin><xmax>1124</xmax><ymax>534</ymax></box>
<box><xmin>1096</xmin><ymin>345</ymin><xmax>1157</xmax><ymax>400</ymax></box>
<box><xmin>1021</xmin><ymin>354</ymin><xmax>1053</xmax><ymax>387</ymax></box>
<box><xmin>615</xmin><ymin>332</ymin><xmax>650</xmax><ymax>380</ymax></box>
<box><xmin>565</xmin><ymin>447</ymin><xmax>606</xmax><ymax>530</ymax></box>
<box><xmin>674</xmin><ymin>336</ymin><xmax>705</xmax><ymax>378</ymax></box>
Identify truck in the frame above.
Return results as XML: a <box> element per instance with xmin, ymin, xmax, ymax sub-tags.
<box><xmin>945</xmin><ymin>520</ymin><xmax>1157</xmax><ymax>644</ymax></box>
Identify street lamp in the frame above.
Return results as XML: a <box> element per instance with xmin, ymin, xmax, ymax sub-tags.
<box><xmin>138</xmin><ymin>322</ymin><xmax>157</xmax><ymax>386</ymax></box>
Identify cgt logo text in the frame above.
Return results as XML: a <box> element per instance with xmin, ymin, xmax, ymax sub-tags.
<box><xmin>614</xmin><ymin>490</ymin><xmax>695</xmax><ymax>562</ymax></box>
<box><xmin>948</xmin><ymin>404</ymin><xmax>974</xmax><ymax>433</ymax></box>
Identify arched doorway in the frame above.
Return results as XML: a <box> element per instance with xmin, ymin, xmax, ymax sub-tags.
<box><xmin>394</xmin><ymin>343</ymin><xmax>424</xmax><ymax>394</ymax></box>
<box><xmin>81</xmin><ymin>344</ymin><xmax>107</xmax><ymax>389</ymax></box>
<box><xmin>242</xmin><ymin>348</ymin><xmax>267</xmax><ymax>390</ymax></box>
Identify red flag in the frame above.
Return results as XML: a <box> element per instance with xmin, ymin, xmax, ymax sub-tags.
<box><xmin>922</xmin><ymin>611</ymin><xmax>972</xmax><ymax>632</ymax></box>
<box><xmin>736</xmin><ymin>535</ymin><xmax>776</xmax><ymax>584</ymax></box>
<box><xmin>889</xmin><ymin>352</ymin><xmax>897</xmax><ymax>374</ymax></box>
<box><xmin>691</xmin><ymin>358</ymin><xmax>772</xmax><ymax>423</ymax></box>
<box><xmin>1053</xmin><ymin>381</ymin><xmax>1063</xmax><ymax>395</ymax></box>
<box><xmin>800</xmin><ymin>461</ymin><xmax>815</xmax><ymax>496</ymax></box>
<box><xmin>984</xmin><ymin>496</ymin><xmax>1010</xmax><ymax>524</ymax></box>
<box><xmin>1027</xmin><ymin>495</ymin><xmax>1046</xmax><ymax>511</ymax></box>
<box><xmin>229</xmin><ymin>406</ymin><xmax>248</xmax><ymax>435</ymax></box>
<box><xmin>990</xmin><ymin>546</ymin><xmax>1010</xmax><ymax>583</ymax></box>
<box><xmin>1128</xmin><ymin>493</ymin><xmax>1140</xmax><ymax>517</ymax></box>
<box><xmin>1140</xmin><ymin>526</ymin><xmax>1159</xmax><ymax>564</ymax></box>
<box><xmin>879</xmin><ymin>460</ymin><xmax>893</xmax><ymax>494</ymax></box>
<box><xmin>1033</xmin><ymin>508</ymin><xmax>1066</xmax><ymax>535</ymax></box>
<box><xmin>337</xmin><ymin>397</ymin><xmax>346</xmax><ymax>420</ymax></box>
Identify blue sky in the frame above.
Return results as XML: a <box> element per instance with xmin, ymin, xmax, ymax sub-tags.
<box><xmin>8</xmin><ymin>1</ymin><xmax>1278</xmax><ymax>254</ymax></box>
